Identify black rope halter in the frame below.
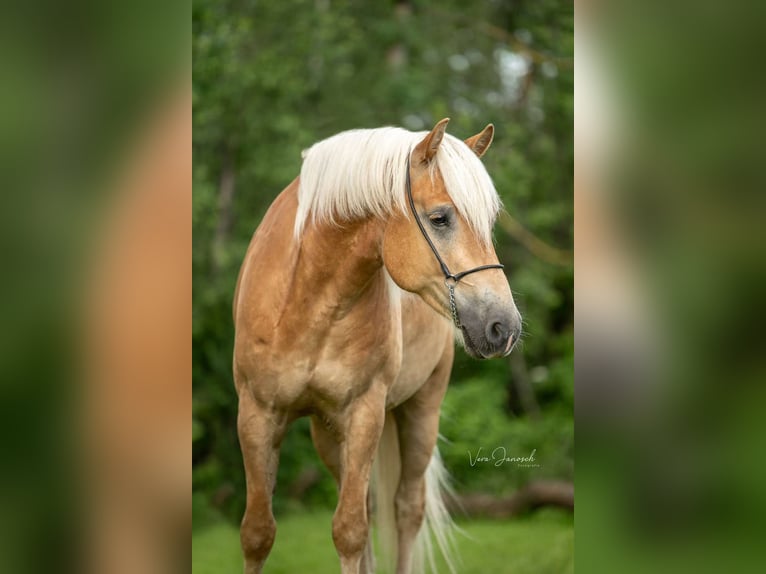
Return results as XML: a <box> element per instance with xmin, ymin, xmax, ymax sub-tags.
<box><xmin>404</xmin><ymin>154</ymin><xmax>504</xmax><ymax>328</ymax></box>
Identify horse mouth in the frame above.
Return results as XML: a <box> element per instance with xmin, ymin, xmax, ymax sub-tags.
<box><xmin>460</xmin><ymin>323</ymin><xmax>517</xmax><ymax>359</ymax></box>
<box><xmin>502</xmin><ymin>333</ymin><xmax>516</xmax><ymax>356</ymax></box>
<box><xmin>460</xmin><ymin>324</ymin><xmax>488</xmax><ymax>359</ymax></box>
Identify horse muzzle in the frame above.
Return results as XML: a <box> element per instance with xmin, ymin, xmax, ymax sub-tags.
<box><xmin>459</xmin><ymin>304</ymin><xmax>522</xmax><ymax>359</ymax></box>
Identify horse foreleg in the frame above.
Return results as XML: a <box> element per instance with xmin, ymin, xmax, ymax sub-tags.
<box><xmin>332</xmin><ymin>388</ymin><xmax>386</xmax><ymax>574</ymax></box>
<box><xmin>393</xmin><ymin>348</ymin><xmax>452</xmax><ymax>574</ymax></box>
<box><xmin>362</xmin><ymin>488</ymin><xmax>376</xmax><ymax>574</ymax></box>
<box><xmin>238</xmin><ymin>393</ymin><xmax>288</xmax><ymax>574</ymax></box>
<box><xmin>311</xmin><ymin>418</ymin><xmax>376</xmax><ymax>574</ymax></box>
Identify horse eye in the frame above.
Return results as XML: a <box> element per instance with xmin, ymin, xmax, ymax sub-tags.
<box><xmin>429</xmin><ymin>213</ymin><xmax>449</xmax><ymax>228</ymax></box>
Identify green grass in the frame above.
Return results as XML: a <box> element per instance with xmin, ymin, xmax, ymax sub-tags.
<box><xmin>193</xmin><ymin>506</ymin><xmax>573</xmax><ymax>574</ymax></box>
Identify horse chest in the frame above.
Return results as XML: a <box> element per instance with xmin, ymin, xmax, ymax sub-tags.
<box><xmin>241</xmin><ymin>313</ymin><xmax>400</xmax><ymax>411</ymax></box>
<box><xmin>386</xmin><ymin>300</ymin><xmax>453</xmax><ymax>408</ymax></box>
<box><xmin>308</xmin><ymin>323</ymin><xmax>402</xmax><ymax>403</ymax></box>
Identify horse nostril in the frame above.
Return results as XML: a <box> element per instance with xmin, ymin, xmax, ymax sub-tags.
<box><xmin>487</xmin><ymin>320</ymin><xmax>510</xmax><ymax>347</ymax></box>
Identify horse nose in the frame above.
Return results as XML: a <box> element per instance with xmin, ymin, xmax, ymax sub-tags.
<box><xmin>486</xmin><ymin>318</ymin><xmax>512</xmax><ymax>350</ymax></box>
<box><xmin>485</xmin><ymin>313</ymin><xmax>521</xmax><ymax>354</ymax></box>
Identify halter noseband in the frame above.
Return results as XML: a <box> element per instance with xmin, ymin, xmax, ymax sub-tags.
<box><xmin>405</xmin><ymin>154</ymin><xmax>504</xmax><ymax>328</ymax></box>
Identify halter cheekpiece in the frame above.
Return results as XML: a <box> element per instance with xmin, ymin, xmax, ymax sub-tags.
<box><xmin>404</xmin><ymin>153</ymin><xmax>504</xmax><ymax>329</ymax></box>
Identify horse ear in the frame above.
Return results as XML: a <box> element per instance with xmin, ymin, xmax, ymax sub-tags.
<box><xmin>464</xmin><ymin>124</ymin><xmax>494</xmax><ymax>158</ymax></box>
<box><xmin>413</xmin><ymin>118</ymin><xmax>450</xmax><ymax>164</ymax></box>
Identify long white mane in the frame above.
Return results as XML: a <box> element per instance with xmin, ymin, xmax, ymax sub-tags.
<box><xmin>294</xmin><ymin>127</ymin><xmax>501</xmax><ymax>244</ymax></box>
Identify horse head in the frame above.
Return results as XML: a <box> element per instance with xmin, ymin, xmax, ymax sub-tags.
<box><xmin>383</xmin><ymin>118</ymin><xmax>522</xmax><ymax>359</ymax></box>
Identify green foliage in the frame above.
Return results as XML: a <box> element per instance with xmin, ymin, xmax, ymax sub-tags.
<box><xmin>193</xmin><ymin>0</ymin><xmax>573</xmax><ymax>522</ymax></box>
<box><xmin>440</xmin><ymin>376</ymin><xmax>573</xmax><ymax>496</ymax></box>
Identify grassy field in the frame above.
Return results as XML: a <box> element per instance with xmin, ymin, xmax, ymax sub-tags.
<box><xmin>192</xmin><ymin>506</ymin><xmax>573</xmax><ymax>574</ymax></box>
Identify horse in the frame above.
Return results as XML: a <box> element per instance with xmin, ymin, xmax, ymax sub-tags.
<box><xmin>232</xmin><ymin>118</ymin><xmax>522</xmax><ymax>574</ymax></box>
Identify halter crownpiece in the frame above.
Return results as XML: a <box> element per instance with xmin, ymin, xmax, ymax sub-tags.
<box><xmin>404</xmin><ymin>153</ymin><xmax>504</xmax><ymax>328</ymax></box>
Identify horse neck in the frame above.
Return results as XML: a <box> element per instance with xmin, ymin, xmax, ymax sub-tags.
<box><xmin>296</xmin><ymin>216</ymin><xmax>388</xmax><ymax>310</ymax></box>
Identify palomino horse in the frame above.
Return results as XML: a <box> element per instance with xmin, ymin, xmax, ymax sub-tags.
<box><xmin>232</xmin><ymin>118</ymin><xmax>522</xmax><ymax>574</ymax></box>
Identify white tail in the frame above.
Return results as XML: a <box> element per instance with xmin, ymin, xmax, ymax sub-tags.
<box><xmin>372</xmin><ymin>413</ymin><xmax>458</xmax><ymax>574</ymax></box>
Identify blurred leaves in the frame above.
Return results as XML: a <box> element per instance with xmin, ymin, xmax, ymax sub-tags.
<box><xmin>440</xmin><ymin>376</ymin><xmax>573</xmax><ymax>497</ymax></box>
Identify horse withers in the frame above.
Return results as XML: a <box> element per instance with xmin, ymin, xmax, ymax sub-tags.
<box><xmin>232</xmin><ymin>118</ymin><xmax>522</xmax><ymax>574</ymax></box>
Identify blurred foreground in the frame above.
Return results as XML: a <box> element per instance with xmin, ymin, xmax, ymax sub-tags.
<box><xmin>0</xmin><ymin>2</ymin><xmax>189</xmax><ymax>573</ymax></box>
<box><xmin>576</xmin><ymin>1</ymin><xmax>766</xmax><ymax>573</ymax></box>
<box><xmin>4</xmin><ymin>0</ymin><xmax>766</xmax><ymax>572</ymax></box>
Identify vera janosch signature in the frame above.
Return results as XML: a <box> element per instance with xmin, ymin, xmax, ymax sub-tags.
<box><xmin>468</xmin><ymin>447</ymin><xmax>538</xmax><ymax>467</ymax></box>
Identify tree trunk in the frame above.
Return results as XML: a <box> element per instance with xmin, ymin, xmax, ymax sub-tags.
<box><xmin>509</xmin><ymin>350</ymin><xmax>541</xmax><ymax>419</ymax></box>
<box><xmin>211</xmin><ymin>153</ymin><xmax>236</xmax><ymax>274</ymax></box>
<box><xmin>387</xmin><ymin>1</ymin><xmax>412</xmax><ymax>71</ymax></box>
<box><xmin>448</xmin><ymin>480</ymin><xmax>574</xmax><ymax>518</ymax></box>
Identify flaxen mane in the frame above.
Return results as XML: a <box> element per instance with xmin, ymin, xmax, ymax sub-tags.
<box><xmin>294</xmin><ymin>127</ymin><xmax>501</xmax><ymax>244</ymax></box>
